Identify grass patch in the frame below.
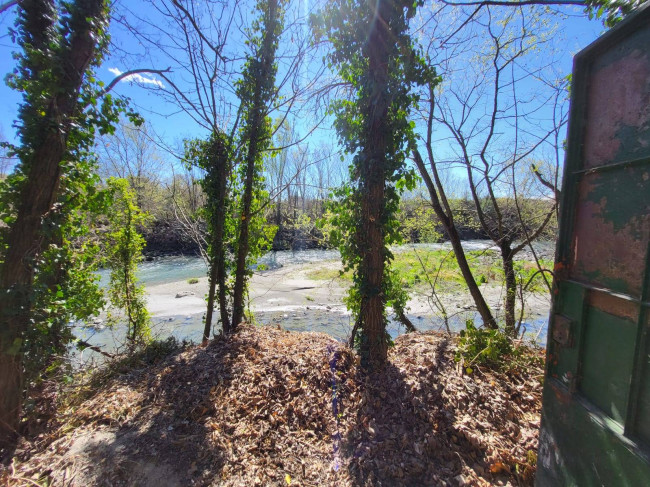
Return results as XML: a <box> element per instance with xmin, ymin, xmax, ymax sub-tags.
<box><xmin>391</xmin><ymin>248</ymin><xmax>552</xmax><ymax>293</ymax></box>
<box><xmin>304</xmin><ymin>250</ymin><xmax>552</xmax><ymax>295</ymax></box>
<box><xmin>187</xmin><ymin>277</ymin><xmax>199</xmax><ymax>284</ymax></box>
<box><xmin>511</xmin><ymin>259</ymin><xmax>554</xmax><ymax>293</ymax></box>
<box><xmin>305</xmin><ymin>265</ymin><xmax>350</xmax><ymax>281</ymax></box>
<box><xmin>391</xmin><ymin>248</ymin><xmax>495</xmax><ymax>290</ymax></box>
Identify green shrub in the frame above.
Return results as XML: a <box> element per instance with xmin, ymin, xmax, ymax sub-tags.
<box><xmin>188</xmin><ymin>277</ymin><xmax>199</xmax><ymax>284</ymax></box>
<box><xmin>105</xmin><ymin>178</ymin><xmax>151</xmax><ymax>345</ymax></box>
<box><xmin>455</xmin><ymin>320</ymin><xmax>513</xmax><ymax>373</ymax></box>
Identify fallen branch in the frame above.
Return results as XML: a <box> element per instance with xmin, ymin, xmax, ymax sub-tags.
<box><xmin>75</xmin><ymin>338</ymin><xmax>114</xmax><ymax>359</ymax></box>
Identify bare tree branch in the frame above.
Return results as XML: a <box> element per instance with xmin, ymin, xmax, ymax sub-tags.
<box><xmin>0</xmin><ymin>0</ymin><xmax>18</xmax><ymax>15</ymax></box>
<box><xmin>531</xmin><ymin>164</ymin><xmax>561</xmax><ymax>199</ymax></box>
<box><xmin>98</xmin><ymin>67</ymin><xmax>171</xmax><ymax>98</ymax></box>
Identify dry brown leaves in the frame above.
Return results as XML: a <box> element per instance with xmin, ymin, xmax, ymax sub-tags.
<box><xmin>1</xmin><ymin>326</ymin><xmax>543</xmax><ymax>486</ymax></box>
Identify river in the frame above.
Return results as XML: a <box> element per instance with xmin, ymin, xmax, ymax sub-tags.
<box><xmin>76</xmin><ymin>241</ymin><xmax>552</xmax><ymax>364</ymax></box>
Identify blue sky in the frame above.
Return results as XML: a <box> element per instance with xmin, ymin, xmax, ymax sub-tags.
<box><xmin>0</xmin><ymin>2</ymin><xmax>605</xmax><ymax>166</ymax></box>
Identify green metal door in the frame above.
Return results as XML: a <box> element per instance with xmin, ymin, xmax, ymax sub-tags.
<box><xmin>537</xmin><ymin>6</ymin><xmax>650</xmax><ymax>486</ymax></box>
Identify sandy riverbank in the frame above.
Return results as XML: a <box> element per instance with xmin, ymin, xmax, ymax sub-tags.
<box><xmin>145</xmin><ymin>260</ymin><xmax>347</xmax><ymax>316</ymax></box>
<box><xmin>75</xmin><ymin>257</ymin><xmax>550</xmax><ymax>363</ymax></box>
<box><xmin>144</xmin><ymin>258</ymin><xmax>551</xmax><ymax>334</ymax></box>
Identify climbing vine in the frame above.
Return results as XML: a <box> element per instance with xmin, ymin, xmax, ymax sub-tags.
<box><xmin>313</xmin><ymin>0</ymin><xmax>438</xmax><ymax>367</ymax></box>
<box><xmin>105</xmin><ymin>177</ymin><xmax>151</xmax><ymax>345</ymax></box>
<box><xmin>230</xmin><ymin>0</ymin><xmax>283</xmax><ymax>328</ymax></box>
<box><xmin>0</xmin><ymin>0</ymin><xmax>139</xmax><ymax>388</ymax></box>
<box><xmin>183</xmin><ymin>131</ymin><xmax>236</xmax><ymax>339</ymax></box>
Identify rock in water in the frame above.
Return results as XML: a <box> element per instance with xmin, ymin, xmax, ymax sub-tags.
<box><xmin>175</xmin><ymin>291</ymin><xmax>195</xmax><ymax>299</ymax></box>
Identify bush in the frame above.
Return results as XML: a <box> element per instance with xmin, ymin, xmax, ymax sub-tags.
<box><xmin>105</xmin><ymin>178</ymin><xmax>151</xmax><ymax>345</ymax></box>
<box><xmin>455</xmin><ymin>320</ymin><xmax>546</xmax><ymax>375</ymax></box>
<box><xmin>455</xmin><ymin>320</ymin><xmax>513</xmax><ymax>373</ymax></box>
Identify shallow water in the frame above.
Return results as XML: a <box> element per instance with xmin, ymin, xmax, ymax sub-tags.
<box><xmin>97</xmin><ymin>247</ymin><xmax>343</xmax><ymax>287</ymax></box>
<box><xmin>80</xmin><ymin>242</ymin><xmax>550</xmax><ymax>364</ymax></box>
<box><xmin>98</xmin><ymin>240</ymin><xmax>554</xmax><ymax>287</ymax></box>
<box><xmin>75</xmin><ymin>306</ymin><xmax>547</xmax><ymax>368</ymax></box>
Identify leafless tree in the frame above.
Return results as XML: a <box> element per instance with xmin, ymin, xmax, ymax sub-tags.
<box><xmin>413</xmin><ymin>5</ymin><xmax>565</xmax><ymax>336</ymax></box>
<box><xmin>97</xmin><ymin>120</ymin><xmax>168</xmax><ymax>215</ymax></box>
<box><xmin>108</xmin><ymin>0</ymin><xmax>328</xmax><ymax>337</ymax></box>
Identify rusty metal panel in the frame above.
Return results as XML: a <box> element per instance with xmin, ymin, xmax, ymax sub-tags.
<box><xmin>582</xmin><ymin>27</ymin><xmax>650</xmax><ymax>170</ymax></box>
<box><xmin>538</xmin><ymin>5</ymin><xmax>650</xmax><ymax>486</ymax></box>
<box><xmin>570</xmin><ymin>168</ymin><xmax>650</xmax><ymax>296</ymax></box>
<box><xmin>551</xmin><ymin>314</ymin><xmax>574</xmax><ymax>348</ymax></box>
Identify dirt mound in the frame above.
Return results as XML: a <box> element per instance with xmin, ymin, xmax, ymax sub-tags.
<box><xmin>2</xmin><ymin>325</ymin><xmax>543</xmax><ymax>486</ymax></box>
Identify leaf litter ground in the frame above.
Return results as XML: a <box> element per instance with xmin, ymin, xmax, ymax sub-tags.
<box><xmin>2</xmin><ymin>325</ymin><xmax>543</xmax><ymax>486</ymax></box>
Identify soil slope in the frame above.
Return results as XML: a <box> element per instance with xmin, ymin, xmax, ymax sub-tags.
<box><xmin>2</xmin><ymin>326</ymin><xmax>543</xmax><ymax>486</ymax></box>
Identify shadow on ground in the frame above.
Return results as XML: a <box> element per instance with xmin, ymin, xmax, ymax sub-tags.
<box><xmin>8</xmin><ymin>327</ymin><xmax>541</xmax><ymax>486</ymax></box>
<box><xmin>342</xmin><ymin>337</ymin><xmax>490</xmax><ymax>486</ymax></box>
<box><xmin>63</xmin><ymin>335</ymin><xmax>247</xmax><ymax>486</ymax></box>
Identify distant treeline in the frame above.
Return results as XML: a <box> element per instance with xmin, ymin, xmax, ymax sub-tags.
<box><xmin>134</xmin><ymin>185</ymin><xmax>557</xmax><ymax>256</ymax></box>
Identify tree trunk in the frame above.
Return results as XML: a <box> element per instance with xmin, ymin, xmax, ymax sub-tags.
<box><xmin>500</xmin><ymin>241</ymin><xmax>517</xmax><ymax>336</ymax></box>
<box><xmin>231</xmin><ymin>0</ymin><xmax>279</xmax><ymax>329</ymax></box>
<box><xmin>216</xmin><ymin>243</ymin><xmax>230</xmax><ymax>334</ymax></box>
<box><xmin>357</xmin><ymin>0</ymin><xmax>393</xmax><ymax>370</ymax></box>
<box><xmin>203</xmin><ymin>263</ymin><xmax>219</xmax><ymax>344</ymax></box>
<box><xmin>0</xmin><ymin>0</ymin><xmax>106</xmax><ymax>446</ymax></box>
<box><xmin>203</xmin><ymin>135</ymin><xmax>231</xmax><ymax>341</ymax></box>
<box><xmin>275</xmin><ymin>191</ymin><xmax>282</xmax><ymax>225</ymax></box>
<box><xmin>396</xmin><ymin>310</ymin><xmax>417</xmax><ymax>333</ymax></box>
<box><xmin>232</xmin><ymin>122</ymin><xmax>260</xmax><ymax>328</ymax></box>
<box><xmin>413</xmin><ymin>149</ymin><xmax>498</xmax><ymax>330</ymax></box>
<box><xmin>0</xmin><ymin>352</ymin><xmax>22</xmax><ymax>449</ymax></box>
<box><xmin>450</xmin><ymin>226</ymin><xmax>498</xmax><ymax>329</ymax></box>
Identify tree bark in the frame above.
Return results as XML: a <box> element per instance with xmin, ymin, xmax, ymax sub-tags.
<box><xmin>203</xmin><ymin>135</ymin><xmax>231</xmax><ymax>341</ymax></box>
<box><xmin>0</xmin><ymin>0</ymin><xmax>106</xmax><ymax>447</ymax></box>
<box><xmin>203</xmin><ymin>263</ymin><xmax>219</xmax><ymax>344</ymax></box>
<box><xmin>216</xmin><ymin>240</ymin><xmax>230</xmax><ymax>334</ymax></box>
<box><xmin>232</xmin><ymin>121</ymin><xmax>261</xmax><ymax>328</ymax></box>
<box><xmin>500</xmin><ymin>240</ymin><xmax>517</xmax><ymax>336</ymax></box>
<box><xmin>396</xmin><ymin>310</ymin><xmax>417</xmax><ymax>333</ymax></box>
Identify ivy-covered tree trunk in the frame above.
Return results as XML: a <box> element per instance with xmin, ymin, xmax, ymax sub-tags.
<box><xmin>315</xmin><ymin>0</ymin><xmax>432</xmax><ymax>369</ymax></box>
<box><xmin>232</xmin><ymin>121</ymin><xmax>261</xmax><ymax>329</ymax></box>
<box><xmin>357</xmin><ymin>0</ymin><xmax>393</xmax><ymax>368</ymax></box>
<box><xmin>231</xmin><ymin>0</ymin><xmax>282</xmax><ymax>329</ymax></box>
<box><xmin>204</xmin><ymin>264</ymin><xmax>218</xmax><ymax>340</ymax></box>
<box><xmin>203</xmin><ymin>134</ymin><xmax>231</xmax><ymax>341</ymax></box>
<box><xmin>0</xmin><ymin>0</ymin><xmax>109</xmax><ymax>447</ymax></box>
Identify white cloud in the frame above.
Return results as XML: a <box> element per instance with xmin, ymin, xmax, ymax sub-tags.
<box><xmin>108</xmin><ymin>67</ymin><xmax>164</xmax><ymax>88</ymax></box>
